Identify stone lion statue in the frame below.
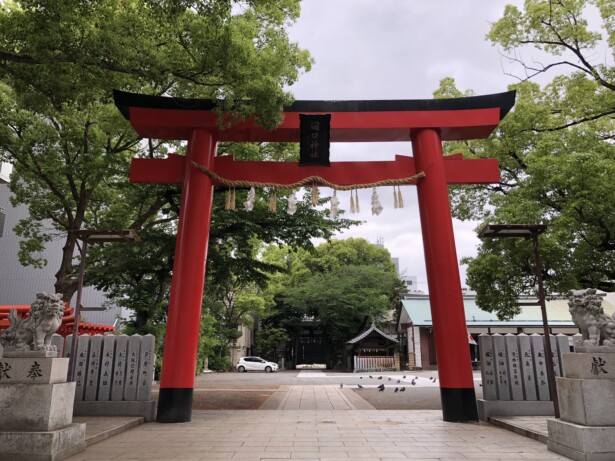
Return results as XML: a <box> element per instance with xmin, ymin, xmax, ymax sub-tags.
<box><xmin>0</xmin><ymin>292</ymin><xmax>65</xmax><ymax>356</ymax></box>
<box><xmin>568</xmin><ymin>288</ymin><xmax>615</xmax><ymax>346</ymax></box>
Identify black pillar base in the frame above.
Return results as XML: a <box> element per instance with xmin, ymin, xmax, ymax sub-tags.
<box><xmin>440</xmin><ymin>387</ymin><xmax>478</xmax><ymax>422</ymax></box>
<box><xmin>157</xmin><ymin>388</ymin><xmax>193</xmax><ymax>423</ymax></box>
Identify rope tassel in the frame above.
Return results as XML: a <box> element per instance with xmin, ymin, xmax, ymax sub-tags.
<box><xmin>268</xmin><ymin>189</ymin><xmax>277</xmax><ymax>213</ymax></box>
<box><xmin>225</xmin><ymin>188</ymin><xmax>233</xmax><ymax>210</ymax></box>
<box><xmin>311</xmin><ymin>184</ymin><xmax>319</xmax><ymax>206</ymax></box>
<box><xmin>350</xmin><ymin>190</ymin><xmax>356</xmax><ymax>214</ymax></box>
<box><xmin>393</xmin><ymin>187</ymin><xmax>399</xmax><ymax>209</ymax></box>
<box><xmin>397</xmin><ymin>186</ymin><xmax>404</xmax><ymax>209</ymax></box>
<box><xmin>355</xmin><ymin>189</ymin><xmax>360</xmax><ymax>213</ymax></box>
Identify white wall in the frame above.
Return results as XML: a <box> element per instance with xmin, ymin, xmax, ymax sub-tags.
<box><xmin>0</xmin><ymin>163</ymin><xmax>12</xmax><ymax>184</ymax></box>
<box><xmin>0</xmin><ymin>185</ymin><xmax>121</xmax><ymax>326</ymax></box>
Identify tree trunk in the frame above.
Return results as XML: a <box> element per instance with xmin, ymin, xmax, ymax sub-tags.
<box><xmin>54</xmin><ymin>232</ymin><xmax>79</xmax><ymax>302</ymax></box>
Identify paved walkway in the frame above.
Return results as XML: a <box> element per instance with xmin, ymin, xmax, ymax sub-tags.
<box><xmin>66</xmin><ymin>380</ymin><xmax>570</xmax><ymax>461</ymax></box>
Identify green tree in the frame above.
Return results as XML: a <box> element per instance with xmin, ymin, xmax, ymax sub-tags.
<box><xmin>264</xmin><ymin>238</ymin><xmax>404</xmax><ymax>369</ymax></box>
<box><xmin>0</xmin><ymin>0</ymin><xmax>312</xmax><ymax>301</ymax></box>
<box><xmin>255</xmin><ymin>326</ymin><xmax>290</xmax><ymax>360</ymax></box>
<box><xmin>438</xmin><ymin>0</ymin><xmax>615</xmax><ymax>318</ymax></box>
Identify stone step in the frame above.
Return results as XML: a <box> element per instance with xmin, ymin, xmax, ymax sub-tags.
<box><xmin>72</xmin><ymin>416</ymin><xmax>144</xmax><ymax>447</ymax></box>
<box><xmin>489</xmin><ymin>415</ymin><xmax>549</xmax><ymax>444</ymax></box>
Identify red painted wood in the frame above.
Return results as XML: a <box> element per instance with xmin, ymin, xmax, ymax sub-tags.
<box><xmin>159</xmin><ymin>129</ymin><xmax>217</xmax><ymax>390</ymax></box>
<box><xmin>411</xmin><ymin>128</ymin><xmax>475</xmax><ymax>390</ymax></box>
<box><xmin>0</xmin><ymin>305</ymin><xmax>114</xmax><ymax>336</ymax></box>
<box><xmin>443</xmin><ymin>157</ymin><xmax>499</xmax><ymax>184</ymax></box>
<box><xmin>128</xmin><ymin>107</ymin><xmax>502</xmax><ymax>142</ymax></box>
<box><xmin>129</xmin><ymin>154</ymin><xmax>499</xmax><ymax>186</ymax></box>
<box><xmin>130</xmin><ymin>154</ymin><xmax>185</xmax><ymax>183</ymax></box>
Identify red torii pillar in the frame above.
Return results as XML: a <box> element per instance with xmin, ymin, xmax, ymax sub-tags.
<box><xmin>114</xmin><ymin>90</ymin><xmax>515</xmax><ymax>423</ymax></box>
<box><xmin>412</xmin><ymin>129</ymin><xmax>476</xmax><ymax>419</ymax></box>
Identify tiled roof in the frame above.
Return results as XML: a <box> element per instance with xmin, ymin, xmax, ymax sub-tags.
<box><xmin>399</xmin><ymin>294</ymin><xmax>612</xmax><ymax>327</ymax></box>
<box><xmin>346</xmin><ymin>323</ymin><xmax>398</xmax><ymax>344</ymax></box>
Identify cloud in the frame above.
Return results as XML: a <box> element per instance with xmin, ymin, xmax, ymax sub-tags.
<box><xmin>287</xmin><ymin>1</ymin><xmax>523</xmax><ymax>291</ymax></box>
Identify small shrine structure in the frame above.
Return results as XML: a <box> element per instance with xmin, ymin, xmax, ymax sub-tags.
<box><xmin>345</xmin><ymin>323</ymin><xmax>399</xmax><ymax>372</ymax></box>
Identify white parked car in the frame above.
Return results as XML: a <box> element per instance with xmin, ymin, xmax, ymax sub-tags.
<box><xmin>236</xmin><ymin>356</ymin><xmax>279</xmax><ymax>373</ymax></box>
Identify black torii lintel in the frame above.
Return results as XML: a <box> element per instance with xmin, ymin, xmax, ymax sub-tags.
<box><xmin>113</xmin><ymin>90</ymin><xmax>516</xmax><ymax>143</ymax></box>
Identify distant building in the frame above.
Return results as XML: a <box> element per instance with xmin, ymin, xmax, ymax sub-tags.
<box><xmin>0</xmin><ymin>184</ymin><xmax>122</xmax><ymax>327</ymax></box>
<box><xmin>391</xmin><ymin>257</ymin><xmax>400</xmax><ymax>274</ymax></box>
<box><xmin>396</xmin><ymin>292</ymin><xmax>593</xmax><ymax>371</ymax></box>
<box><xmin>401</xmin><ymin>275</ymin><xmax>418</xmax><ymax>293</ymax></box>
<box><xmin>0</xmin><ymin>163</ymin><xmax>10</xmax><ymax>184</ymax></box>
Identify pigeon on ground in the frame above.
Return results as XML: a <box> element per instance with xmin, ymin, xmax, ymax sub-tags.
<box><xmin>340</xmin><ymin>383</ymin><xmax>343</xmax><ymax>389</ymax></box>
<box><xmin>358</xmin><ymin>384</ymin><xmax>363</xmax><ymax>389</ymax></box>
<box><xmin>396</xmin><ymin>379</ymin><xmax>401</xmax><ymax>384</ymax></box>
<box><xmin>400</xmin><ymin>387</ymin><xmax>406</xmax><ymax>392</ymax></box>
<box><xmin>360</xmin><ymin>376</ymin><xmax>363</xmax><ymax>379</ymax></box>
<box><xmin>369</xmin><ymin>375</ymin><xmax>373</xmax><ymax>379</ymax></box>
<box><xmin>411</xmin><ymin>380</ymin><xmax>416</xmax><ymax>386</ymax></box>
<box><xmin>378</xmin><ymin>376</ymin><xmax>383</xmax><ymax>380</ymax></box>
<box><xmin>433</xmin><ymin>378</ymin><xmax>437</xmax><ymax>384</ymax></box>
<box><xmin>394</xmin><ymin>387</ymin><xmax>399</xmax><ymax>392</ymax></box>
<box><xmin>415</xmin><ymin>376</ymin><xmax>419</xmax><ymax>380</ymax></box>
<box><xmin>388</xmin><ymin>377</ymin><xmax>392</xmax><ymax>381</ymax></box>
<box><xmin>479</xmin><ymin>383</ymin><xmax>483</xmax><ymax>387</ymax></box>
<box><xmin>403</xmin><ymin>375</ymin><xmax>406</xmax><ymax>379</ymax></box>
<box><xmin>378</xmin><ymin>384</ymin><xmax>385</xmax><ymax>391</ymax></box>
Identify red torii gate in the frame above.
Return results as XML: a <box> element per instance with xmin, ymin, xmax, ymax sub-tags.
<box><xmin>114</xmin><ymin>90</ymin><xmax>515</xmax><ymax>423</ymax></box>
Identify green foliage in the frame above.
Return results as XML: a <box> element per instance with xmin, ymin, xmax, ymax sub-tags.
<box><xmin>263</xmin><ymin>238</ymin><xmax>404</xmax><ymax>367</ymax></box>
<box><xmin>201</xmin><ymin>164</ymin><xmax>357</xmax><ymax>361</ymax></box>
<box><xmin>207</xmin><ymin>354</ymin><xmax>232</xmax><ymax>373</ymax></box>
<box><xmin>0</xmin><ymin>0</ymin><xmax>312</xmax><ymax>302</ymax></box>
<box><xmin>440</xmin><ymin>0</ymin><xmax>615</xmax><ymax>317</ymax></box>
<box><xmin>255</xmin><ymin>326</ymin><xmax>290</xmax><ymax>359</ymax></box>
<box><xmin>197</xmin><ymin>310</ymin><xmax>220</xmax><ymax>373</ymax></box>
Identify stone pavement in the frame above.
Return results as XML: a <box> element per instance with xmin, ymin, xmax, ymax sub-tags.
<box><xmin>66</xmin><ymin>383</ymin><xmax>570</xmax><ymax>460</ymax></box>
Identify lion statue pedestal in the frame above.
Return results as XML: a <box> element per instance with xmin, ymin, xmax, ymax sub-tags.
<box><xmin>547</xmin><ymin>288</ymin><xmax>615</xmax><ymax>461</ymax></box>
<box><xmin>0</xmin><ymin>293</ymin><xmax>85</xmax><ymax>461</ymax></box>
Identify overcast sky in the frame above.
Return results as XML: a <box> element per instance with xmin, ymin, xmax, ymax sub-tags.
<box><xmin>285</xmin><ymin>1</ymin><xmax>524</xmax><ymax>291</ymax></box>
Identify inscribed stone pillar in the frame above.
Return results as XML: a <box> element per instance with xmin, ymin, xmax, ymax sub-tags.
<box><xmin>111</xmin><ymin>335</ymin><xmax>129</xmax><ymax>401</ymax></box>
<box><xmin>518</xmin><ymin>333</ymin><xmax>538</xmax><ymax>401</ymax></box>
<box><xmin>555</xmin><ymin>334</ymin><xmax>569</xmax><ymax>376</ymax></box>
<box><xmin>124</xmin><ymin>335</ymin><xmax>142</xmax><ymax>400</ymax></box>
<box><xmin>137</xmin><ymin>334</ymin><xmax>155</xmax><ymax>401</ymax></box>
<box><xmin>73</xmin><ymin>335</ymin><xmax>91</xmax><ymax>401</ymax></box>
<box><xmin>530</xmin><ymin>333</ymin><xmax>550</xmax><ymax>400</ymax></box>
<box><xmin>97</xmin><ymin>335</ymin><xmax>116</xmax><ymax>401</ymax></box>
<box><xmin>505</xmin><ymin>334</ymin><xmax>524</xmax><ymax>400</ymax></box>
<box><xmin>51</xmin><ymin>334</ymin><xmax>64</xmax><ymax>357</ymax></box>
<box><xmin>84</xmin><ymin>335</ymin><xmax>103</xmax><ymax>401</ymax></box>
<box><xmin>549</xmin><ymin>335</ymin><xmax>562</xmax><ymax>378</ymax></box>
<box><xmin>63</xmin><ymin>334</ymin><xmax>72</xmax><ymax>358</ymax></box>
<box><xmin>492</xmin><ymin>334</ymin><xmax>511</xmax><ymax>400</ymax></box>
<box><xmin>478</xmin><ymin>334</ymin><xmax>497</xmax><ymax>400</ymax></box>
<box><xmin>572</xmin><ymin>333</ymin><xmax>582</xmax><ymax>350</ymax></box>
